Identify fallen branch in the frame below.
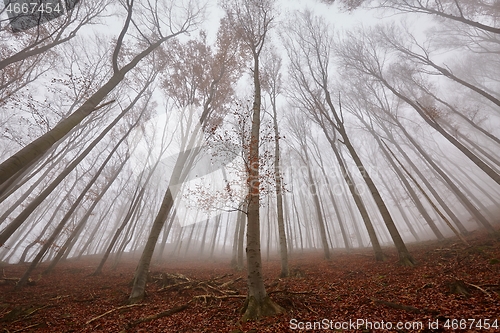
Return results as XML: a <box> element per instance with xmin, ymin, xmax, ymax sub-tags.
<box><xmin>86</xmin><ymin>304</ymin><xmax>143</xmax><ymax>325</ymax></box>
<box><xmin>12</xmin><ymin>323</ymin><xmax>41</xmax><ymax>332</ymax></box>
<box><xmin>193</xmin><ymin>294</ymin><xmax>246</xmax><ymax>302</ymax></box>
<box><xmin>158</xmin><ymin>280</ymin><xmax>192</xmax><ymax>292</ymax></box>
<box><xmin>121</xmin><ymin>302</ymin><xmax>190</xmax><ymax>332</ymax></box>
<box><xmin>11</xmin><ymin>305</ymin><xmax>50</xmax><ymax>324</ymax></box>
<box><xmin>219</xmin><ymin>277</ymin><xmax>242</xmax><ymax>289</ymax></box>
<box><xmin>268</xmin><ymin>289</ymin><xmax>314</xmax><ymax>296</ymax></box>
<box><xmin>465</xmin><ymin>282</ymin><xmax>492</xmax><ymax>298</ymax></box>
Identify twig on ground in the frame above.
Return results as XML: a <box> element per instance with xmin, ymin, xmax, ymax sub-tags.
<box><xmin>120</xmin><ymin>302</ymin><xmax>191</xmax><ymax>332</ymax></box>
<box><xmin>86</xmin><ymin>304</ymin><xmax>143</xmax><ymax>325</ymax></box>
<box><xmin>465</xmin><ymin>282</ymin><xmax>492</xmax><ymax>298</ymax></box>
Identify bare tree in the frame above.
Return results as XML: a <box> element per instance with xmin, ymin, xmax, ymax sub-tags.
<box><xmin>0</xmin><ymin>0</ymin><xmax>203</xmax><ymax>186</ymax></box>
<box><xmin>222</xmin><ymin>0</ymin><xmax>284</xmax><ymax>320</ymax></box>
<box><xmin>282</xmin><ymin>11</ymin><xmax>416</xmax><ymax>263</ymax></box>
<box><xmin>128</xmin><ymin>17</ymin><xmax>244</xmax><ymax>303</ymax></box>
<box><xmin>262</xmin><ymin>50</ymin><xmax>288</xmax><ymax>276</ymax></box>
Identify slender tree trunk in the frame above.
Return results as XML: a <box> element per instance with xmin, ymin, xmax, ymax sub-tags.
<box><xmin>383</xmin><ymin>142</ymin><xmax>469</xmax><ymax>245</ymax></box>
<box><xmin>0</xmin><ymin>86</ymin><xmax>149</xmax><ymax>246</ymax></box>
<box><xmin>237</xmin><ymin>212</ymin><xmax>246</xmax><ymax>270</ymax></box>
<box><xmin>379</xmin><ymin>175</ymin><xmax>420</xmax><ymax>242</ymax></box>
<box><xmin>16</xmin><ymin>119</ymin><xmax>135</xmax><ymax>288</ymax></box>
<box><xmin>270</xmin><ymin>91</ymin><xmax>288</xmax><ymax>276</ymax></box>
<box><xmin>321</xmin><ymin>91</ymin><xmax>415</xmax><ymax>265</ymax></box>
<box><xmin>44</xmin><ymin>159</ymin><xmax>126</xmax><ymax>273</ymax></box>
<box><xmin>76</xmin><ymin>193</ymin><xmax>120</xmax><ymax>260</ymax></box>
<box><xmin>370</xmin><ymin>128</ymin><xmax>444</xmax><ymax>240</ymax></box>
<box><xmin>209</xmin><ymin>215</ymin><xmax>221</xmax><ymax>258</ymax></box>
<box><xmin>379</xmin><ymin>122</ymin><xmax>469</xmax><ymax>235</ymax></box>
<box><xmin>93</xmin><ymin>186</ymin><xmax>144</xmax><ymax>275</ymax></box>
<box><xmin>381</xmin><ymin>78</ymin><xmax>500</xmax><ymax>186</ymax></box>
<box><xmin>0</xmin><ymin>15</ymin><xmax>181</xmax><ymax>187</ymax></box>
<box><xmin>310</xmin><ymin>144</ymin><xmax>351</xmax><ymax>249</ymax></box>
<box><xmin>300</xmin><ymin>147</ymin><xmax>330</xmax><ymax>259</ymax></box>
<box><xmin>231</xmin><ymin>212</ymin><xmax>241</xmax><ymax>268</ymax></box>
<box><xmin>394</xmin><ymin>118</ymin><xmax>495</xmax><ymax>233</ymax></box>
<box><xmin>329</xmin><ymin>139</ymin><xmax>385</xmax><ymax>259</ymax></box>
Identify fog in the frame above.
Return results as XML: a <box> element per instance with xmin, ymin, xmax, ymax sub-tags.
<box><xmin>0</xmin><ymin>0</ymin><xmax>499</xmax><ymax>323</ymax></box>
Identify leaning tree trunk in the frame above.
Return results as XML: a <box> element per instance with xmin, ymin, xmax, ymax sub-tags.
<box><xmin>365</xmin><ymin>124</ymin><xmax>444</xmax><ymax>240</ymax></box>
<box><xmin>93</xmin><ymin>184</ymin><xmax>145</xmax><ymax>275</ymax></box>
<box><xmin>393</xmin><ymin>117</ymin><xmax>495</xmax><ymax>233</ymax></box>
<box><xmin>381</xmin><ymin>77</ymin><xmax>500</xmax><ymax>186</ymax></box>
<box><xmin>379</xmin><ymin>122</ymin><xmax>469</xmax><ymax>235</ymax></box>
<box><xmin>128</xmin><ymin>141</ymin><xmax>199</xmax><ymax>302</ymax></box>
<box><xmin>379</xmin><ymin>175</ymin><xmax>421</xmax><ymax>242</ymax></box>
<box><xmin>0</xmin><ymin>85</ymin><xmax>149</xmax><ymax>246</ymax></box>
<box><xmin>383</xmin><ymin>142</ymin><xmax>469</xmax><ymax>245</ymax></box>
<box><xmin>327</xmin><ymin>137</ymin><xmax>385</xmax><ymax>259</ymax></box>
<box><xmin>310</xmin><ymin>141</ymin><xmax>351</xmax><ymax>249</ymax></box>
<box><xmin>44</xmin><ymin>159</ymin><xmax>126</xmax><ymax>273</ymax></box>
<box><xmin>322</xmin><ymin>89</ymin><xmax>415</xmax><ymax>266</ymax></box>
<box><xmin>16</xmin><ymin>119</ymin><xmax>136</xmax><ymax>288</ymax></box>
<box><xmin>0</xmin><ymin>6</ymin><xmax>176</xmax><ymax>187</ymax></box>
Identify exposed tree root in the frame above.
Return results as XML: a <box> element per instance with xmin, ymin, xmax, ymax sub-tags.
<box><xmin>447</xmin><ymin>279</ymin><xmax>470</xmax><ymax>297</ymax></box>
<box><xmin>399</xmin><ymin>253</ymin><xmax>417</xmax><ymax>267</ymax></box>
<box><xmin>374</xmin><ymin>252</ymin><xmax>387</xmax><ymax>262</ymax></box>
<box><xmin>240</xmin><ymin>296</ymin><xmax>284</xmax><ymax>322</ymax></box>
<box><xmin>0</xmin><ymin>270</ymin><xmax>35</xmax><ymax>286</ymax></box>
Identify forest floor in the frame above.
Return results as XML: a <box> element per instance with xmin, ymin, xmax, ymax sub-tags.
<box><xmin>1</xmin><ymin>231</ymin><xmax>500</xmax><ymax>333</ymax></box>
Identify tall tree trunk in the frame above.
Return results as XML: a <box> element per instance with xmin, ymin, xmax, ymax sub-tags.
<box><xmin>209</xmin><ymin>215</ymin><xmax>221</xmax><ymax>258</ymax></box>
<box><xmin>16</xmin><ymin>119</ymin><xmax>135</xmax><ymax>288</ymax></box>
<box><xmin>366</xmin><ymin>125</ymin><xmax>444</xmax><ymax>240</ymax></box>
<box><xmin>0</xmin><ymin>85</ymin><xmax>150</xmax><ymax>246</ymax></box>
<box><xmin>0</xmin><ymin>2</ymin><xmax>185</xmax><ymax>187</ymax></box>
<box><xmin>237</xmin><ymin>212</ymin><xmax>246</xmax><ymax>270</ymax></box>
<box><xmin>379</xmin><ymin>175</ymin><xmax>420</xmax><ymax>242</ymax></box>
<box><xmin>231</xmin><ymin>212</ymin><xmax>241</xmax><ymax>268</ymax></box>
<box><xmin>300</xmin><ymin>148</ymin><xmax>330</xmax><ymax>259</ymax></box>
<box><xmin>381</xmin><ymin>77</ymin><xmax>500</xmax><ymax>186</ymax></box>
<box><xmin>93</xmin><ymin>185</ymin><xmax>144</xmax><ymax>275</ymax></box>
<box><xmin>383</xmin><ymin>142</ymin><xmax>469</xmax><ymax>245</ymax></box>
<box><xmin>44</xmin><ymin>158</ymin><xmax>126</xmax><ymax>273</ymax></box>
<box><xmin>240</xmin><ymin>50</ymin><xmax>283</xmax><ymax>320</ymax></box>
<box><xmin>321</xmin><ymin>90</ymin><xmax>415</xmax><ymax>265</ymax></box>
<box><xmin>269</xmin><ymin>81</ymin><xmax>288</xmax><ymax>276</ymax></box>
<box><xmin>394</xmin><ymin>118</ymin><xmax>495</xmax><ymax>233</ymax></box>
<box><xmin>379</xmin><ymin>122</ymin><xmax>469</xmax><ymax>235</ymax></box>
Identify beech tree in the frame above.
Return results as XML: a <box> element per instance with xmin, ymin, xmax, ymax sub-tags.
<box><xmin>282</xmin><ymin>11</ymin><xmax>416</xmax><ymax>264</ymax></box>
<box><xmin>0</xmin><ymin>0</ymin><xmax>203</xmax><ymax>187</ymax></box>
<box><xmin>262</xmin><ymin>50</ymin><xmax>289</xmax><ymax>276</ymax></box>
<box><xmin>128</xmin><ymin>16</ymin><xmax>245</xmax><ymax>303</ymax></box>
<box><xmin>222</xmin><ymin>0</ymin><xmax>284</xmax><ymax>320</ymax></box>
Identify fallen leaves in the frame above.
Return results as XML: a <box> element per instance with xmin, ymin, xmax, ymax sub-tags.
<box><xmin>0</xmin><ymin>231</ymin><xmax>499</xmax><ymax>332</ymax></box>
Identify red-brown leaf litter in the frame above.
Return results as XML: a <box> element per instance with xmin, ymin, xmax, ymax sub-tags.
<box><xmin>1</xmin><ymin>231</ymin><xmax>499</xmax><ymax>332</ymax></box>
